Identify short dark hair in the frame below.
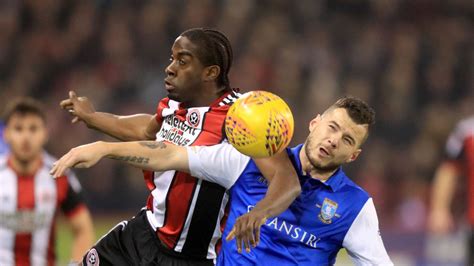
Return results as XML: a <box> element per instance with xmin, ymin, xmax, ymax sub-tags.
<box><xmin>180</xmin><ymin>28</ymin><xmax>233</xmax><ymax>92</ymax></box>
<box><xmin>3</xmin><ymin>98</ymin><xmax>46</xmax><ymax>124</ymax></box>
<box><xmin>330</xmin><ymin>96</ymin><xmax>375</xmax><ymax>131</ymax></box>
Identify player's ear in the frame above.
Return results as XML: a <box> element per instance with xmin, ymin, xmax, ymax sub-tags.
<box><xmin>203</xmin><ymin>65</ymin><xmax>220</xmax><ymax>82</ymax></box>
<box><xmin>309</xmin><ymin>114</ymin><xmax>321</xmax><ymax>132</ymax></box>
<box><xmin>346</xmin><ymin>149</ymin><xmax>361</xmax><ymax>163</ymax></box>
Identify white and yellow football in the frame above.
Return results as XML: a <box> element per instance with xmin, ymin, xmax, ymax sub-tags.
<box><xmin>225</xmin><ymin>91</ymin><xmax>294</xmax><ymax>158</ymax></box>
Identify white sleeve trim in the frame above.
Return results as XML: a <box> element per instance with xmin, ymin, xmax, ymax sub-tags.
<box><xmin>186</xmin><ymin>143</ymin><xmax>251</xmax><ymax>189</ymax></box>
<box><xmin>342</xmin><ymin>198</ymin><xmax>393</xmax><ymax>266</ymax></box>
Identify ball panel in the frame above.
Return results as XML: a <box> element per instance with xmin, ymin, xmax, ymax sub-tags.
<box><xmin>225</xmin><ymin>91</ymin><xmax>294</xmax><ymax>158</ymax></box>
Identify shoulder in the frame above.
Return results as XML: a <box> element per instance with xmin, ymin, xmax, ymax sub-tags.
<box><xmin>453</xmin><ymin>116</ymin><xmax>474</xmax><ymax>139</ymax></box>
<box><xmin>213</xmin><ymin>90</ymin><xmax>242</xmax><ymax>111</ymax></box>
<box><xmin>339</xmin><ymin>176</ymin><xmax>370</xmax><ymax>205</ymax></box>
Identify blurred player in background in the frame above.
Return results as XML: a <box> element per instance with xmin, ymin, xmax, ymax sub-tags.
<box><xmin>428</xmin><ymin>115</ymin><xmax>474</xmax><ymax>265</ymax></box>
<box><xmin>0</xmin><ymin>98</ymin><xmax>94</xmax><ymax>265</ymax></box>
<box><xmin>60</xmin><ymin>28</ymin><xmax>300</xmax><ymax>265</ymax></box>
<box><xmin>52</xmin><ymin>96</ymin><xmax>392</xmax><ymax>265</ymax></box>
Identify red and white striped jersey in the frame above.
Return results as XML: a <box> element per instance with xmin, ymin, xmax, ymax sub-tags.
<box><xmin>144</xmin><ymin>90</ymin><xmax>241</xmax><ymax>260</ymax></box>
<box><xmin>445</xmin><ymin>115</ymin><xmax>474</xmax><ymax>225</ymax></box>
<box><xmin>0</xmin><ymin>153</ymin><xmax>86</xmax><ymax>266</ymax></box>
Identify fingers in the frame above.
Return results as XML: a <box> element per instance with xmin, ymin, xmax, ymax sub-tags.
<box><xmin>60</xmin><ymin>99</ymin><xmax>73</xmax><ymax>109</ymax></box>
<box><xmin>69</xmin><ymin>90</ymin><xmax>78</xmax><ymax>100</ymax></box>
<box><xmin>255</xmin><ymin>221</ymin><xmax>261</xmax><ymax>247</ymax></box>
<box><xmin>226</xmin><ymin>228</ymin><xmax>236</xmax><ymax>241</ymax></box>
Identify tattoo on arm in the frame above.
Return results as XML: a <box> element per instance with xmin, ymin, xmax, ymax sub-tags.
<box><xmin>107</xmin><ymin>155</ymin><xmax>150</xmax><ymax>164</ymax></box>
<box><xmin>139</xmin><ymin>141</ymin><xmax>167</xmax><ymax>150</ymax></box>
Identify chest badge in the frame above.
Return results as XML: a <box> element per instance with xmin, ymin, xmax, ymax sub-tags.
<box><xmin>187</xmin><ymin>110</ymin><xmax>201</xmax><ymax>127</ymax></box>
<box><xmin>317</xmin><ymin>198</ymin><xmax>339</xmax><ymax>224</ymax></box>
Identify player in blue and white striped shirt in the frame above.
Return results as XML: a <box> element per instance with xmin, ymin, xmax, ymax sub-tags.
<box><xmin>52</xmin><ymin>96</ymin><xmax>392</xmax><ymax>265</ymax></box>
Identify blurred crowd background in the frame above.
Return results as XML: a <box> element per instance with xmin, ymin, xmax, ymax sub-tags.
<box><xmin>0</xmin><ymin>0</ymin><xmax>472</xmax><ymax>264</ymax></box>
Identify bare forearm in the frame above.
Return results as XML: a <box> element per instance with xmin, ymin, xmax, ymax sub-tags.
<box><xmin>103</xmin><ymin>141</ymin><xmax>188</xmax><ymax>172</ymax></box>
<box><xmin>252</xmin><ymin>175</ymin><xmax>301</xmax><ymax>217</ymax></box>
<box><xmin>69</xmin><ymin>209</ymin><xmax>94</xmax><ymax>262</ymax></box>
<box><xmin>84</xmin><ymin>112</ymin><xmax>154</xmax><ymax>141</ymax></box>
<box><xmin>431</xmin><ymin>162</ymin><xmax>459</xmax><ymax>211</ymax></box>
<box><xmin>71</xmin><ymin>230</ymin><xmax>94</xmax><ymax>262</ymax></box>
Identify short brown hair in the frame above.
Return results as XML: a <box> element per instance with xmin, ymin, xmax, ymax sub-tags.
<box><xmin>3</xmin><ymin>98</ymin><xmax>46</xmax><ymax>124</ymax></box>
<box><xmin>329</xmin><ymin>96</ymin><xmax>375</xmax><ymax>131</ymax></box>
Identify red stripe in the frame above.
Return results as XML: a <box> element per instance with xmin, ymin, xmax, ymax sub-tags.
<box><xmin>15</xmin><ymin>175</ymin><xmax>35</xmax><ymax>266</ymax></box>
<box><xmin>47</xmin><ymin>212</ymin><xmax>57</xmax><ymax>266</ymax></box>
<box><xmin>143</xmin><ymin>170</ymin><xmax>155</xmax><ymax>190</ymax></box>
<box><xmin>156</xmin><ymin>98</ymin><xmax>171</xmax><ymax>124</ymax></box>
<box><xmin>465</xmin><ymin>136</ymin><xmax>474</xmax><ymax>225</ymax></box>
<box><xmin>55</xmin><ymin>175</ymin><xmax>68</xmax><ymax>205</ymax></box>
<box><xmin>158</xmin><ymin>172</ymin><xmax>198</xmax><ymax>248</ymax></box>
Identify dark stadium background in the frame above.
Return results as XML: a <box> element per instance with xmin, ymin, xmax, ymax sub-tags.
<box><xmin>0</xmin><ymin>0</ymin><xmax>471</xmax><ymax>264</ymax></box>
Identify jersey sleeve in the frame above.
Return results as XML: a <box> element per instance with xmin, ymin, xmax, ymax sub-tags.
<box><xmin>59</xmin><ymin>172</ymin><xmax>86</xmax><ymax>217</ymax></box>
<box><xmin>186</xmin><ymin>143</ymin><xmax>251</xmax><ymax>189</ymax></box>
<box><xmin>342</xmin><ymin>198</ymin><xmax>393</xmax><ymax>266</ymax></box>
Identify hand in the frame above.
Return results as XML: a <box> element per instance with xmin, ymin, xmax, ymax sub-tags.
<box><xmin>60</xmin><ymin>91</ymin><xmax>96</xmax><ymax>124</ymax></box>
<box><xmin>427</xmin><ymin>209</ymin><xmax>454</xmax><ymax>234</ymax></box>
<box><xmin>226</xmin><ymin>209</ymin><xmax>268</xmax><ymax>253</ymax></box>
<box><xmin>50</xmin><ymin>142</ymin><xmax>105</xmax><ymax>178</ymax></box>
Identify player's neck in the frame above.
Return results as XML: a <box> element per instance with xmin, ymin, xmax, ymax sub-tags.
<box><xmin>185</xmin><ymin>85</ymin><xmax>227</xmax><ymax>107</ymax></box>
<box><xmin>299</xmin><ymin>147</ymin><xmax>337</xmax><ymax>182</ymax></box>
<box><xmin>8</xmin><ymin>154</ymin><xmax>42</xmax><ymax>176</ymax></box>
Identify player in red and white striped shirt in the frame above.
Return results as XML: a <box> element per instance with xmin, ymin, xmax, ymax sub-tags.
<box><xmin>60</xmin><ymin>28</ymin><xmax>300</xmax><ymax>266</ymax></box>
<box><xmin>428</xmin><ymin>115</ymin><xmax>474</xmax><ymax>265</ymax></box>
<box><xmin>1</xmin><ymin>98</ymin><xmax>94</xmax><ymax>265</ymax></box>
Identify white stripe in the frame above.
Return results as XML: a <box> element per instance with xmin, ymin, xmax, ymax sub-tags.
<box><xmin>161</xmin><ymin>100</ymin><xmax>180</xmax><ymax>117</ymax></box>
<box><xmin>0</xmin><ymin>167</ymin><xmax>17</xmax><ymax>265</ymax></box>
<box><xmin>149</xmin><ymin>170</ymin><xmax>175</xmax><ymax>227</ymax></box>
<box><xmin>31</xmin><ymin>167</ymin><xmax>58</xmax><ymax>266</ymax></box>
<box><xmin>206</xmin><ymin>192</ymin><xmax>229</xmax><ymax>259</ymax></box>
<box><xmin>146</xmin><ymin>210</ymin><xmax>159</xmax><ymax>231</ymax></box>
<box><xmin>174</xmin><ymin>179</ymin><xmax>202</xmax><ymax>252</ymax></box>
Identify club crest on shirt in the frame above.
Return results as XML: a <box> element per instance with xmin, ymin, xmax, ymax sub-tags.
<box><xmin>86</xmin><ymin>248</ymin><xmax>100</xmax><ymax>266</ymax></box>
<box><xmin>187</xmin><ymin>109</ymin><xmax>201</xmax><ymax>127</ymax></box>
<box><xmin>318</xmin><ymin>198</ymin><xmax>338</xmax><ymax>224</ymax></box>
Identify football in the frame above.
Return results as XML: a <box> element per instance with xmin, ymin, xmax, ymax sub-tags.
<box><xmin>225</xmin><ymin>91</ymin><xmax>294</xmax><ymax>158</ymax></box>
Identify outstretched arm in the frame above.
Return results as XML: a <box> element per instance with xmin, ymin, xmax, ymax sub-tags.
<box><xmin>50</xmin><ymin>141</ymin><xmax>189</xmax><ymax>178</ymax></box>
<box><xmin>226</xmin><ymin>152</ymin><xmax>301</xmax><ymax>253</ymax></box>
<box><xmin>427</xmin><ymin>161</ymin><xmax>460</xmax><ymax>233</ymax></box>
<box><xmin>60</xmin><ymin>91</ymin><xmax>160</xmax><ymax>141</ymax></box>
<box><xmin>68</xmin><ymin>208</ymin><xmax>94</xmax><ymax>262</ymax></box>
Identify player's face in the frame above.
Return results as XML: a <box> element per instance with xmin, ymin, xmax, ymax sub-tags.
<box><xmin>164</xmin><ymin>36</ymin><xmax>207</xmax><ymax>104</ymax></box>
<box><xmin>4</xmin><ymin>114</ymin><xmax>47</xmax><ymax>163</ymax></box>
<box><xmin>304</xmin><ymin>108</ymin><xmax>367</xmax><ymax>172</ymax></box>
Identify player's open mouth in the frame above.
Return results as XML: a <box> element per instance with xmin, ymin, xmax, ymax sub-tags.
<box><xmin>319</xmin><ymin>147</ymin><xmax>330</xmax><ymax>157</ymax></box>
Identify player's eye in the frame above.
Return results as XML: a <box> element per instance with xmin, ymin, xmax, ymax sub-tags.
<box><xmin>329</xmin><ymin>125</ymin><xmax>336</xmax><ymax>131</ymax></box>
<box><xmin>344</xmin><ymin>137</ymin><xmax>353</xmax><ymax>146</ymax></box>
<box><xmin>179</xmin><ymin>59</ymin><xmax>186</xmax><ymax>65</ymax></box>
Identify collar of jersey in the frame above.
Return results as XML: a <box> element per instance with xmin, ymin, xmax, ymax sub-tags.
<box><xmin>289</xmin><ymin>144</ymin><xmax>346</xmax><ymax>192</ymax></box>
